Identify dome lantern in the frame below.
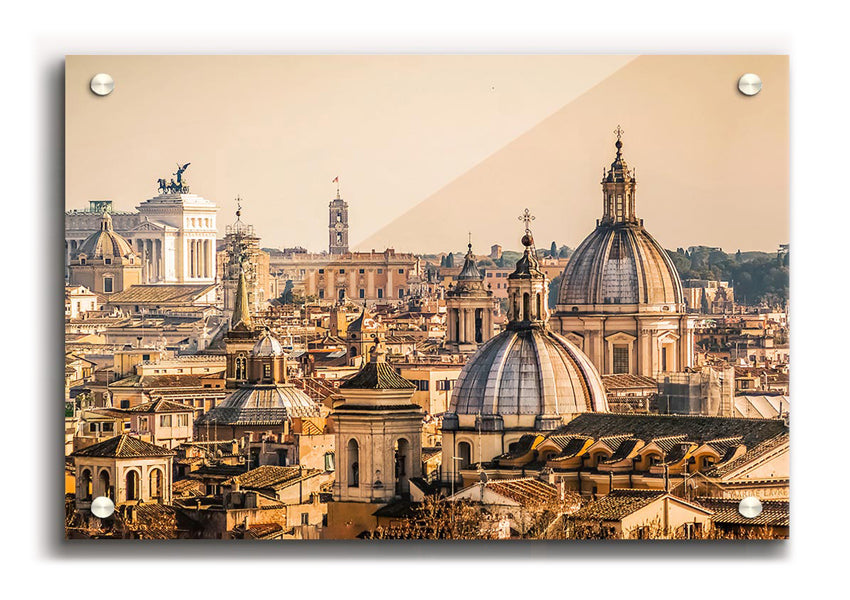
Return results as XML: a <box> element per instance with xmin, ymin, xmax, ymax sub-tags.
<box><xmin>506</xmin><ymin>209</ymin><xmax>550</xmax><ymax>327</ymax></box>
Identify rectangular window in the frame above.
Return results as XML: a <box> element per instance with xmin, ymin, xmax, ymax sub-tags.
<box><xmin>103</xmin><ymin>277</ymin><xmax>114</xmax><ymax>293</ymax></box>
<box><xmin>120</xmin><ymin>400</ymin><xmax>129</xmax><ymax>409</ymax></box>
<box><xmin>436</xmin><ymin>379</ymin><xmax>454</xmax><ymax>391</ymax></box>
<box><xmin>104</xmin><ymin>258</ymin><xmax>112</xmax><ymax>265</ymax></box>
<box><xmin>414</xmin><ymin>380</ymin><xmax>430</xmax><ymax>392</ymax></box>
<box><xmin>377</xmin><ymin>269</ymin><xmax>383</xmax><ymax>274</ymax></box>
<box><xmin>264</xmin><ymin>363</ymin><xmax>271</xmax><ymax>378</ymax></box>
<box><xmin>359</xmin><ymin>269</ymin><xmax>365</xmax><ymax>274</ymax></box>
<box><xmin>102</xmin><ymin>422</ymin><xmax>114</xmax><ymax>433</ymax></box>
<box><xmin>324</xmin><ymin>452</ymin><xmax>335</xmax><ymax>471</ymax></box>
<box><xmin>159</xmin><ymin>414</ymin><xmax>172</xmax><ymax>427</ymax></box>
<box><xmin>612</xmin><ymin>344</ymin><xmax>629</xmax><ymax>374</ymax></box>
<box><xmin>301</xmin><ymin>513</ymin><xmax>310</xmax><ymax>525</ymax></box>
<box><xmin>318</xmin><ymin>269</ymin><xmax>324</xmax><ymax>274</ymax></box>
<box><xmin>398</xmin><ymin>288</ymin><xmax>404</xmax><ymax>298</ymax></box>
<box><xmin>359</xmin><ymin>289</ymin><xmax>365</xmax><ymax>298</ymax></box>
<box><xmin>339</xmin><ymin>269</ymin><xmax>345</xmax><ymax>274</ymax></box>
<box><xmin>177</xmin><ymin>414</ymin><xmax>189</xmax><ymax>427</ymax></box>
<box><xmin>398</xmin><ymin>269</ymin><xmax>404</xmax><ymax>274</ymax></box>
<box><xmin>377</xmin><ymin>289</ymin><xmax>383</xmax><ymax>299</ymax></box>
<box><xmin>318</xmin><ymin>290</ymin><xmax>324</xmax><ymax>299</ymax></box>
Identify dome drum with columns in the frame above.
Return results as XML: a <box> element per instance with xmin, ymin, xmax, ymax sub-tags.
<box><xmin>442</xmin><ymin>213</ymin><xmax>608</xmax><ymax>482</ymax></box>
<box><xmin>552</xmin><ymin>129</ymin><xmax>694</xmax><ymax>378</ymax></box>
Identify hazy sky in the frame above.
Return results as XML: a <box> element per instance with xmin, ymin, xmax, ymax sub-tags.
<box><xmin>67</xmin><ymin>55</ymin><xmax>787</xmax><ymax>253</ymax></box>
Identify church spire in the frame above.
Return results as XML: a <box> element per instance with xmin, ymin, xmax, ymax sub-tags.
<box><xmin>601</xmin><ymin>125</ymin><xmax>638</xmax><ymax>225</ymax></box>
<box><xmin>231</xmin><ymin>265</ymin><xmax>252</xmax><ymax>329</ymax></box>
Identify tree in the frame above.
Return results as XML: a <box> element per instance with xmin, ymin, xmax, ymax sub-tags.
<box><xmin>550</xmin><ymin>241</ymin><xmax>558</xmax><ymax>257</ymax></box>
<box><xmin>445</xmin><ymin>253</ymin><xmax>455</xmax><ymax>268</ymax></box>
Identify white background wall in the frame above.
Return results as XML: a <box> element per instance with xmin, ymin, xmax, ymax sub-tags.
<box><xmin>10</xmin><ymin>1</ymin><xmax>842</xmax><ymax>599</ymax></box>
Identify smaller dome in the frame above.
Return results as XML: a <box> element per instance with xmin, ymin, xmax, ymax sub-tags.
<box><xmin>252</xmin><ymin>328</ymin><xmax>284</xmax><ymax>357</ymax></box>
<box><xmin>75</xmin><ymin>211</ymin><xmax>136</xmax><ymax>261</ymax></box>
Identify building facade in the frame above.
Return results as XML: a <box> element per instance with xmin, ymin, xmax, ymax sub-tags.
<box><xmin>66</xmin><ymin>172</ymin><xmax>219</xmax><ymax>285</ymax></box>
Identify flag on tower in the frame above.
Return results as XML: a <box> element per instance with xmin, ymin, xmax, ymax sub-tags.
<box><xmin>332</xmin><ymin>176</ymin><xmax>339</xmax><ymax>183</ymax></box>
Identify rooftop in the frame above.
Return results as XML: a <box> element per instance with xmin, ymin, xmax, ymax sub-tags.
<box><xmin>72</xmin><ymin>434</ymin><xmax>175</xmax><ymax>459</ymax></box>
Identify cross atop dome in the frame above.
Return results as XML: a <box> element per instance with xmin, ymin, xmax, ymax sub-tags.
<box><xmin>518</xmin><ymin>208</ymin><xmax>535</xmax><ymax>236</ymax></box>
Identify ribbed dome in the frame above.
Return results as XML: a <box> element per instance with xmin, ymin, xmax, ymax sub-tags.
<box><xmin>75</xmin><ymin>211</ymin><xmax>136</xmax><ymax>260</ymax></box>
<box><xmin>196</xmin><ymin>384</ymin><xmax>319</xmax><ymax>426</ymax></box>
<box><xmin>450</xmin><ymin>326</ymin><xmax>608</xmax><ymax>417</ymax></box>
<box><xmin>252</xmin><ymin>328</ymin><xmax>284</xmax><ymax>357</ymax></box>
<box><xmin>557</xmin><ymin>225</ymin><xmax>684</xmax><ymax>307</ymax></box>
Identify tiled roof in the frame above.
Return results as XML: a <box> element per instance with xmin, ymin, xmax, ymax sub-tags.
<box><xmin>554</xmin><ymin>413</ymin><xmax>787</xmax><ymax>449</ymax></box>
<box><xmin>72</xmin><ymin>434</ymin><xmax>174</xmax><ymax>458</ymax></box>
<box><xmin>704</xmin><ymin>432</ymin><xmax>790</xmax><ymax>478</ymax></box>
<box><xmin>107</xmin><ymin>284</ymin><xmax>215</xmax><ymax>305</ymax></box>
<box><xmin>485</xmin><ymin>478</ymin><xmax>559</xmax><ymax>505</ymax></box>
<box><xmin>172</xmin><ymin>479</ymin><xmax>205</xmax><ymax>497</ymax></box>
<box><xmin>695</xmin><ymin>497</ymin><xmax>789</xmax><ymax>527</ymax></box>
<box><xmin>340</xmin><ymin>362</ymin><xmax>416</xmax><ymax>390</ymax></box>
<box><xmin>547</xmin><ymin>436</ymin><xmax>592</xmax><ymax>461</ymax></box>
<box><xmin>243</xmin><ymin>523</ymin><xmax>285</xmax><ymax>539</ymax></box>
<box><xmin>229</xmin><ymin>465</ymin><xmax>323</xmax><ymax>490</ymax></box>
<box><xmin>603</xmin><ymin>438</ymin><xmax>642</xmax><ymax>463</ymax></box>
<box><xmin>124</xmin><ymin>398</ymin><xmax>195</xmax><ymax>414</ymax></box>
<box><xmin>602</xmin><ymin>374</ymin><xmax>658</xmax><ymax>390</ymax></box>
<box><xmin>570</xmin><ymin>489</ymin><xmax>666</xmax><ymax>521</ymax></box>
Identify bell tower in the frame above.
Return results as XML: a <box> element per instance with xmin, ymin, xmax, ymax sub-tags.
<box><xmin>445</xmin><ymin>236</ymin><xmax>496</xmax><ymax>352</ymax></box>
<box><xmin>328</xmin><ymin>180</ymin><xmax>349</xmax><ymax>255</ymax></box>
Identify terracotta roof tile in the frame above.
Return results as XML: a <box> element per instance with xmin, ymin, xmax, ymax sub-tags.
<box><xmin>72</xmin><ymin>434</ymin><xmax>174</xmax><ymax>458</ymax></box>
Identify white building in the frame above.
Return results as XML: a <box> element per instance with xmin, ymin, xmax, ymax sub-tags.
<box><xmin>66</xmin><ymin>184</ymin><xmax>219</xmax><ymax>285</ymax></box>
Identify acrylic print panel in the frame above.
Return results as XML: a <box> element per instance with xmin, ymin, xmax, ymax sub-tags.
<box><xmin>64</xmin><ymin>55</ymin><xmax>789</xmax><ymax>540</ymax></box>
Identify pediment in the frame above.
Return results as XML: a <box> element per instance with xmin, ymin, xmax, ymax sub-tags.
<box><xmin>127</xmin><ymin>220</ymin><xmax>174</xmax><ymax>233</ymax></box>
<box><xmin>605</xmin><ymin>331</ymin><xmax>637</xmax><ymax>344</ymax></box>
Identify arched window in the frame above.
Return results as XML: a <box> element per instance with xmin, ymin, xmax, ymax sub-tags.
<box><xmin>347</xmin><ymin>439</ymin><xmax>359</xmax><ymax>488</ymax></box>
<box><xmin>80</xmin><ymin>469</ymin><xmax>93</xmax><ymax>501</ymax></box>
<box><xmin>149</xmin><ymin>469</ymin><xmax>163</xmax><ymax>501</ymax></box>
<box><xmin>125</xmin><ymin>470</ymin><xmax>139</xmax><ymax>501</ymax></box>
<box><xmin>474</xmin><ymin>308</ymin><xmax>483</xmax><ymax>343</ymax></box>
<box><xmin>98</xmin><ymin>469</ymin><xmax>112</xmax><ymax>500</ymax></box>
<box><xmin>522</xmin><ymin>292</ymin><xmax>530</xmax><ymax>321</ymax></box>
<box><xmin>535</xmin><ymin>293</ymin><xmax>542</xmax><ymax>320</ymax></box>
<box><xmin>395</xmin><ymin>438</ymin><xmax>411</xmax><ymax>495</ymax></box>
<box><xmin>457</xmin><ymin>441</ymin><xmax>472</xmax><ymax>469</ymax></box>
<box><xmin>350</xmin><ymin>346</ymin><xmax>358</xmax><ymax>358</ymax></box>
<box><xmin>235</xmin><ymin>355</ymin><xmax>247</xmax><ymax>380</ymax></box>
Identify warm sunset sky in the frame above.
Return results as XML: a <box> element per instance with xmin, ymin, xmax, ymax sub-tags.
<box><xmin>66</xmin><ymin>55</ymin><xmax>788</xmax><ymax>254</ymax></box>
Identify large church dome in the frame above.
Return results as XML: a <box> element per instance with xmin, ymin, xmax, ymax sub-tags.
<box><xmin>556</xmin><ymin>132</ymin><xmax>684</xmax><ymax>310</ymax></box>
<box><xmin>450</xmin><ymin>326</ymin><xmax>608</xmax><ymax>417</ymax></box>
<box><xmin>558</xmin><ymin>226</ymin><xmax>684</xmax><ymax>306</ymax></box>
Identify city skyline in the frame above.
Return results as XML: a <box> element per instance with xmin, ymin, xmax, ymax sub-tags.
<box><xmin>66</xmin><ymin>55</ymin><xmax>788</xmax><ymax>254</ymax></box>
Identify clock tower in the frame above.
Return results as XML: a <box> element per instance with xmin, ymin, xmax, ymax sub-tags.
<box><xmin>328</xmin><ymin>187</ymin><xmax>349</xmax><ymax>255</ymax></box>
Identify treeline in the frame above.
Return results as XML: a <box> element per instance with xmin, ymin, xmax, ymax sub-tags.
<box><xmin>434</xmin><ymin>241</ymin><xmax>572</xmax><ymax>269</ymax></box>
<box><xmin>666</xmin><ymin>246</ymin><xmax>789</xmax><ymax>306</ymax></box>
